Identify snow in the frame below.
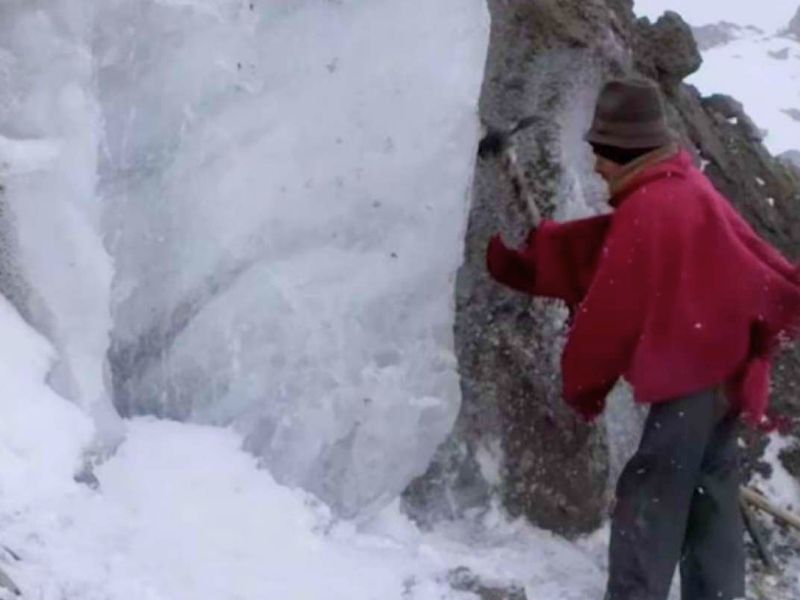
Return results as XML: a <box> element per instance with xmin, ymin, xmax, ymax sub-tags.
<box><xmin>0</xmin><ymin>294</ymin><xmax>93</xmax><ymax>508</ymax></box>
<box><xmin>691</xmin><ymin>34</ymin><xmax>800</xmax><ymax>155</ymax></box>
<box><xmin>0</xmin><ymin>360</ymin><xmax>612</xmax><ymax>599</ymax></box>
<box><xmin>0</xmin><ymin>274</ymin><xmax>610</xmax><ymax>599</ymax></box>
<box><xmin>635</xmin><ymin>1</ymin><xmax>799</xmax><ymax>33</ymax></box>
<box><xmin>635</xmin><ymin>1</ymin><xmax>800</xmax><ymax>156</ymax></box>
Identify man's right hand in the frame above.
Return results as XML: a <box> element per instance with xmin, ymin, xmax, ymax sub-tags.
<box><xmin>478</xmin><ymin>128</ymin><xmax>511</xmax><ymax>159</ymax></box>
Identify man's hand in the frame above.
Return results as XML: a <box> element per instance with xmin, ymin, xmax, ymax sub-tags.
<box><xmin>486</xmin><ymin>234</ymin><xmax>512</xmax><ymax>280</ymax></box>
<box><xmin>478</xmin><ymin>127</ymin><xmax>511</xmax><ymax>159</ymax></box>
<box><xmin>478</xmin><ymin>115</ymin><xmax>542</xmax><ymax>159</ymax></box>
<box><xmin>569</xmin><ymin>389</ymin><xmax>607</xmax><ymax>423</ymax></box>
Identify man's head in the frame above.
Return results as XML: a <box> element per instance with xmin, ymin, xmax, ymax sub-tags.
<box><xmin>585</xmin><ymin>78</ymin><xmax>674</xmax><ymax>181</ymax></box>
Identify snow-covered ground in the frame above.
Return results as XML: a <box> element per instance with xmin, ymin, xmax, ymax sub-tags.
<box><xmin>690</xmin><ymin>29</ymin><xmax>800</xmax><ymax>157</ymax></box>
<box><xmin>637</xmin><ymin>0</ymin><xmax>800</xmax><ymax>157</ymax></box>
<box><xmin>0</xmin><ymin>288</ymin><xmax>612</xmax><ymax>599</ymax></box>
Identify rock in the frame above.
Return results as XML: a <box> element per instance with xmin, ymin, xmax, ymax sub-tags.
<box><xmin>405</xmin><ymin>0</ymin><xmax>617</xmax><ymax>538</ymax></box>
<box><xmin>702</xmin><ymin>95</ymin><xmax>766</xmax><ymax>142</ymax></box>
<box><xmin>635</xmin><ymin>12</ymin><xmax>702</xmax><ymax>86</ymax></box>
<box><xmin>779</xmin><ymin>441</ymin><xmax>800</xmax><ymax>480</ymax></box>
<box><xmin>703</xmin><ymin>94</ymin><xmax>744</xmax><ymax>119</ymax></box>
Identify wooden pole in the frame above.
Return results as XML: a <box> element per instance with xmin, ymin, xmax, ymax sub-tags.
<box><xmin>741</xmin><ymin>486</ymin><xmax>800</xmax><ymax>532</ymax></box>
<box><xmin>479</xmin><ymin>120</ymin><xmax>542</xmax><ymax>227</ymax></box>
<box><xmin>500</xmin><ymin>143</ymin><xmax>542</xmax><ymax>227</ymax></box>
<box><xmin>740</xmin><ymin>496</ymin><xmax>778</xmax><ymax>571</ymax></box>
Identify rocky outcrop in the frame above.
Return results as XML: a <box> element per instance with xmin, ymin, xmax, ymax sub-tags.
<box><xmin>635</xmin><ymin>11</ymin><xmax>702</xmax><ymax>86</ymax></box>
<box><xmin>404</xmin><ymin>0</ymin><xmax>800</xmax><ymax>538</ymax></box>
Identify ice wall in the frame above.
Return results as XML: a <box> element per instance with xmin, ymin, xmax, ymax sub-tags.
<box><xmin>0</xmin><ymin>1</ymin><xmax>119</xmax><ymax>447</ymax></box>
<box><xmin>99</xmin><ymin>0</ymin><xmax>490</xmax><ymax>516</ymax></box>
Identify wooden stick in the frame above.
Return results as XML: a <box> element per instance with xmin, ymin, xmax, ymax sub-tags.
<box><xmin>478</xmin><ymin>122</ymin><xmax>542</xmax><ymax>227</ymax></box>
<box><xmin>741</xmin><ymin>486</ymin><xmax>800</xmax><ymax>532</ymax></box>
<box><xmin>500</xmin><ymin>144</ymin><xmax>542</xmax><ymax>227</ymax></box>
<box><xmin>740</xmin><ymin>496</ymin><xmax>778</xmax><ymax>571</ymax></box>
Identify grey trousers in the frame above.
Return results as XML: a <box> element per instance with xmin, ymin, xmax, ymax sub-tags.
<box><xmin>604</xmin><ymin>388</ymin><xmax>746</xmax><ymax>600</ymax></box>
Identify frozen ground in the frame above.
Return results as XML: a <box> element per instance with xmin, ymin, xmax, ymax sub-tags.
<box><xmin>0</xmin><ymin>296</ymin><xmax>613</xmax><ymax>599</ymax></box>
<box><xmin>1</xmin><ymin>421</ymin><xmax>612</xmax><ymax>600</ymax></box>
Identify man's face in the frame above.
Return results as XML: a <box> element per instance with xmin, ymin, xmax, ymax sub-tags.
<box><xmin>594</xmin><ymin>153</ymin><xmax>623</xmax><ymax>183</ymax></box>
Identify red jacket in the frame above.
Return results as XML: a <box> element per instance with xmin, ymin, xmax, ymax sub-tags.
<box><xmin>487</xmin><ymin>150</ymin><xmax>800</xmax><ymax>424</ymax></box>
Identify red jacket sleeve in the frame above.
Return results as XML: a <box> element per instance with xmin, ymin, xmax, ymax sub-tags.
<box><xmin>560</xmin><ymin>200</ymin><xmax>652</xmax><ymax>416</ymax></box>
<box><xmin>486</xmin><ymin>215</ymin><xmax>612</xmax><ymax>306</ymax></box>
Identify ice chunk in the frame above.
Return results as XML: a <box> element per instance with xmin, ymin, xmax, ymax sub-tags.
<box><xmin>99</xmin><ymin>0</ymin><xmax>489</xmax><ymax>515</ymax></box>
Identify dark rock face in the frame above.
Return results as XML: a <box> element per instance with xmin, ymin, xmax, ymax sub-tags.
<box><xmin>701</xmin><ymin>94</ymin><xmax>765</xmax><ymax>141</ymax></box>
<box><xmin>404</xmin><ymin>0</ymin><xmax>800</xmax><ymax>538</ymax></box>
<box><xmin>635</xmin><ymin>11</ymin><xmax>703</xmax><ymax>85</ymax></box>
<box><xmin>780</xmin><ymin>441</ymin><xmax>800</xmax><ymax>479</ymax></box>
<box><xmin>405</xmin><ymin>0</ymin><xmax>627</xmax><ymax>537</ymax></box>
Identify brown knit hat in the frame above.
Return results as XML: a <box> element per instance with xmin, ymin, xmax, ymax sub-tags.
<box><xmin>585</xmin><ymin>79</ymin><xmax>674</xmax><ymax>149</ymax></box>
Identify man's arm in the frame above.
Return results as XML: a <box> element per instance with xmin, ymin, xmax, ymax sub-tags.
<box><xmin>486</xmin><ymin>214</ymin><xmax>612</xmax><ymax>306</ymax></box>
<box><xmin>560</xmin><ymin>201</ymin><xmax>653</xmax><ymax>419</ymax></box>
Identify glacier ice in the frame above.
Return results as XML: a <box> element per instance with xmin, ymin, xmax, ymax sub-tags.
<box><xmin>0</xmin><ymin>0</ymin><xmax>120</xmax><ymax>448</ymax></box>
<box><xmin>97</xmin><ymin>0</ymin><xmax>490</xmax><ymax>516</ymax></box>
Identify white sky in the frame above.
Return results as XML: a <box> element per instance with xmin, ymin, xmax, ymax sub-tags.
<box><xmin>634</xmin><ymin>0</ymin><xmax>800</xmax><ymax>32</ymax></box>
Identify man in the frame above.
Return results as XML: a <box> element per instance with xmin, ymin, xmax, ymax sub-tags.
<box><xmin>486</xmin><ymin>78</ymin><xmax>800</xmax><ymax>600</ymax></box>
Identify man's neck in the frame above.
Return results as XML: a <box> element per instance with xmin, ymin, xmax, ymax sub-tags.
<box><xmin>609</xmin><ymin>142</ymin><xmax>680</xmax><ymax>200</ymax></box>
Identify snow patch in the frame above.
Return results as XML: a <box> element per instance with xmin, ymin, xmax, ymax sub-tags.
<box><xmin>751</xmin><ymin>434</ymin><xmax>800</xmax><ymax>512</ymax></box>
<box><xmin>0</xmin><ymin>416</ymin><xmax>617</xmax><ymax>600</ymax></box>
